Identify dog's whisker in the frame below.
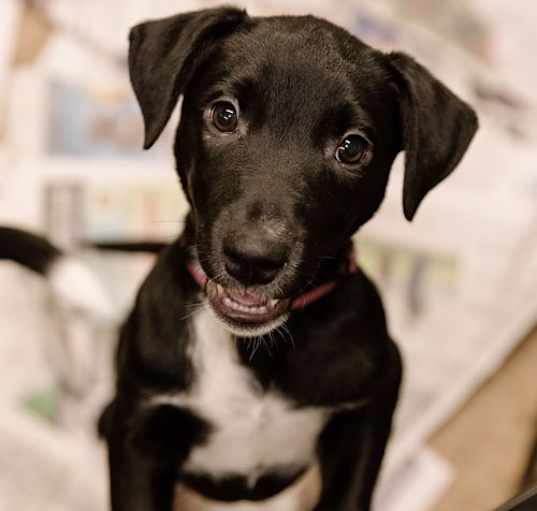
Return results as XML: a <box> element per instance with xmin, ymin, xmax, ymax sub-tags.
<box><xmin>179</xmin><ymin>310</ymin><xmax>199</xmax><ymax>321</ymax></box>
<box><xmin>179</xmin><ymin>300</ymin><xmax>207</xmax><ymax>320</ymax></box>
<box><xmin>279</xmin><ymin>323</ymin><xmax>295</xmax><ymax>350</ymax></box>
<box><xmin>249</xmin><ymin>336</ymin><xmax>261</xmax><ymax>361</ymax></box>
<box><xmin>184</xmin><ymin>300</ymin><xmax>207</xmax><ymax>309</ymax></box>
<box><xmin>183</xmin><ymin>305</ymin><xmax>203</xmax><ymax>312</ymax></box>
<box><xmin>210</xmin><ymin>272</ymin><xmax>227</xmax><ymax>286</ymax></box>
<box><xmin>263</xmin><ymin>334</ymin><xmax>274</xmax><ymax>357</ymax></box>
<box><xmin>275</xmin><ymin>325</ymin><xmax>291</xmax><ymax>350</ymax></box>
<box><xmin>268</xmin><ymin>330</ymin><xmax>276</xmax><ymax>350</ymax></box>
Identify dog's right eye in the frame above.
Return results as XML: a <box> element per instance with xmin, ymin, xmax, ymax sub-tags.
<box><xmin>211</xmin><ymin>101</ymin><xmax>239</xmax><ymax>133</ymax></box>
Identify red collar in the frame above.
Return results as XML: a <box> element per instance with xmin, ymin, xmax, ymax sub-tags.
<box><xmin>186</xmin><ymin>247</ymin><xmax>358</xmax><ymax>311</ymax></box>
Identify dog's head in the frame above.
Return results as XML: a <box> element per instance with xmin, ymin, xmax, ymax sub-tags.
<box><xmin>129</xmin><ymin>7</ymin><xmax>477</xmax><ymax>335</ymax></box>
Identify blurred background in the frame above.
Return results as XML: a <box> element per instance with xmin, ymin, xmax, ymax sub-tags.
<box><xmin>1</xmin><ymin>1</ymin><xmax>537</xmax><ymax>510</ymax></box>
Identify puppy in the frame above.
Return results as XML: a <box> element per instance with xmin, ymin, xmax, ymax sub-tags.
<box><xmin>99</xmin><ymin>7</ymin><xmax>478</xmax><ymax>511</ymax></box>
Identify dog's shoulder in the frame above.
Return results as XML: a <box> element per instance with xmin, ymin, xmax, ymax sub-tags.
<box><xmin>235</xmin><ymin>268</ymin><xmax>399</xmax><ymax>408</ymax></box>
<box><xmin>115</xmin><ymin>237</ymin><xmax>200</xmax><ymax>392</ymax></box>
<box><xmin>339</xmin><ymin>267</ymin><xmax>402</xmax><ymax>391</ymax></box>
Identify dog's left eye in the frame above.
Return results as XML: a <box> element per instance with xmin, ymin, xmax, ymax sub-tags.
<box><xmin>335</xmin><ymin>134</ymin><xmax>371</xmax><ymax>166</ymax></box>
<box><xmin>211</xmin><ymin>101</ymin><xmax>238</xmax><ymax>132</ymax></box>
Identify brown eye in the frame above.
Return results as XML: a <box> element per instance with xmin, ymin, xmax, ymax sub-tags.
<box><xmin>211</xmin><ymin>101</ymin><xmax>238</xmax><ymax>132</ymax></box>
<box><xmin>335</xmin><ymin>134</ymin><xmax>370</xmax><ymax>165</ymax></box>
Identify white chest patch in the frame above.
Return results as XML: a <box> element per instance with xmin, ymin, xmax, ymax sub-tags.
<box><xmin>151</xmin><ymin>307</ymin><xmax>329</xmax><ymax>485</ymax></box>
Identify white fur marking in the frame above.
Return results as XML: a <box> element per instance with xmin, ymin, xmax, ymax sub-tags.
<box><xmin>151</xmin><ymin>307</ymin><xmax>328</xmax><ymax>486</ymax></box>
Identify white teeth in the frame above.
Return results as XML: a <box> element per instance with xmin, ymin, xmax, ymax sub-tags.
<box><xmin>222</xmin><ymin>296</ymin><xmax>268</xmax><ymax>315</ymax></box>
<box><xmin>223</xmin><ymin>297</ymin><xmax>235</xmax><ymax>309</ymax></box>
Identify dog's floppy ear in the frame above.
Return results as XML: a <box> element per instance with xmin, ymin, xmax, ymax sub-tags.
<box><xmin>129</xmin><ymin>7</ymin><xmax>248</xmax><ymax>149</ymax></box>
<box><xmin>388</xmin><ymin>52</ymin><xmax>478</xmax><ymax>220</ymax></box>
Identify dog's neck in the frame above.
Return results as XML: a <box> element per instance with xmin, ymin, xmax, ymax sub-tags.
<box><xmin>310</xmin><ymin>240</ymin><xmax>357</xmax><ymax>286</ymax></box>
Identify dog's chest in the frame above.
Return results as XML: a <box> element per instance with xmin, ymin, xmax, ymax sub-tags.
<box><xmin>160</xmin><ymin>309</ymin><xmax>328</xmax><ymax>481</ymax></box>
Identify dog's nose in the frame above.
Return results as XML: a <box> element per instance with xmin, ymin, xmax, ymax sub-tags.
<box><xmin>223</xmin><ymin>236</ymin><xmax>288</xmax><ymax>285</ymax></box>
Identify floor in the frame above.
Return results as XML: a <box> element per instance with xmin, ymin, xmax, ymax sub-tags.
<box><xmin>431</xmin><ymin>327</ymin><xmax>537</xmax><ymax>511</ymax></box>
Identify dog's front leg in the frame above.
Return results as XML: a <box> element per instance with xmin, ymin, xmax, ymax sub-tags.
<box><xmin>314</xmin><ymin>343</ymin><xmax>402</xmax><ymax>511</ymax></box>
<box><xmin>102</xmin><ymin>405</ymin><xmax>176</xmax><ymax>511</ymax></box>
<box><xmin>101</xmin><ymin>400</ymin><xmax>208</xmax><ymax>511</ymax></box>
<box><xmin>107</xmin><ymin>436</ymin><xmax>177</xmax><ymax>511</ymax></box>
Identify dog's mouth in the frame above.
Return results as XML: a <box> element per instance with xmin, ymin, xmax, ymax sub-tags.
<box><xmin>206</xmin><ymin>280</ymin><xmax>290</xmax><ymax>334</ymax></box>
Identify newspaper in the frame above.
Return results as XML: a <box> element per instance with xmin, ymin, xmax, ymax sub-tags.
<box><xmin>1</xmin><ymin>1</ymin><xmax>537</xmax><ymax>510</ymax></box>
<box><xmin>375</xmin><ymin>449</ymin><xmax>453</xmax><ymax>511</ymax></box>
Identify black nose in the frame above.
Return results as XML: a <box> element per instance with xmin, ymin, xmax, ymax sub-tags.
<box><xmin>223</xmin><ymin>235</ymin><xmax>289</xmax><ymax>286</ymax></box>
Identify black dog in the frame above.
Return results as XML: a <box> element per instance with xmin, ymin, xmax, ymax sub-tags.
<box><xmin>97</xmin><ymin>7</ymin><xmax>478</xmax><ymax>511</ymax></box>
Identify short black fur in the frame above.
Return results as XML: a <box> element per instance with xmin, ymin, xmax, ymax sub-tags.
<box><xmin>101</xmin><ymin>7</ymin><xmax>477</xmax><ymax>511</ymax></box>
<box><xmin>0</xmin><ymin>226</ymin><xmax>61</xmax><ymax>275</ymax></box>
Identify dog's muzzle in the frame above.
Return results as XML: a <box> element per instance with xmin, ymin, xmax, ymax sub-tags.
<box><xmin>186</xmin><ymin>249</ymin><xmax>358</xmax><ymax>336</ymax></box>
